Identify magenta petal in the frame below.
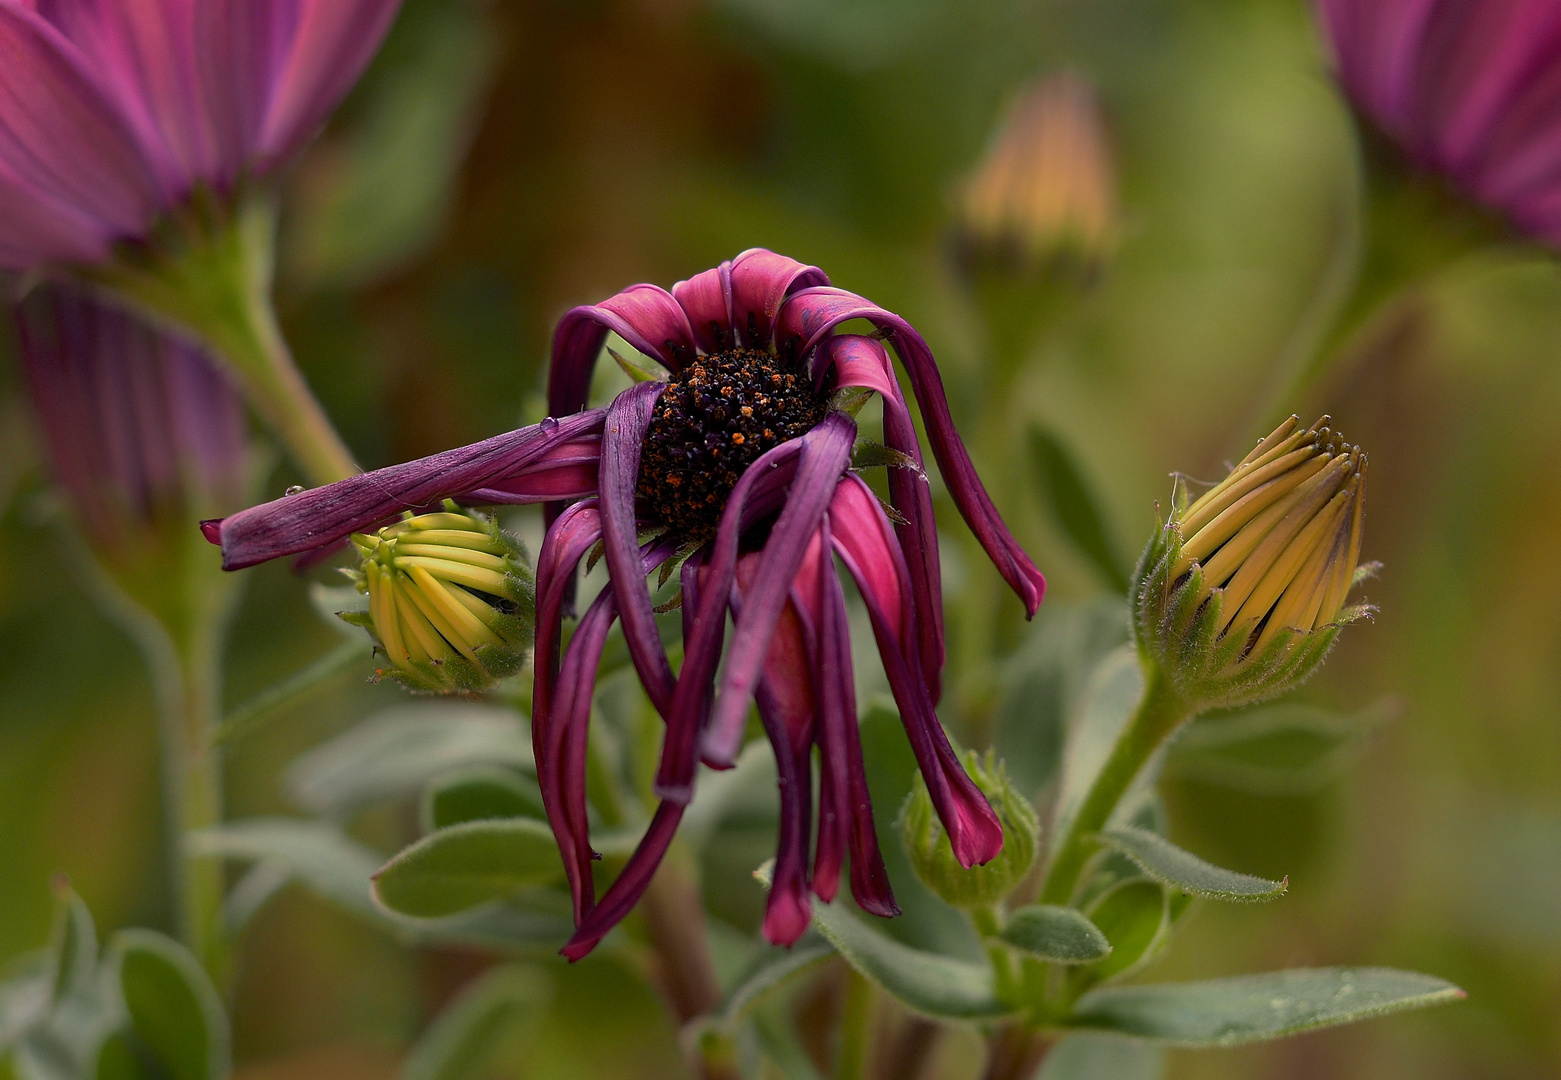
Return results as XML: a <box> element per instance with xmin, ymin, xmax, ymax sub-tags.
<box><xmin>778</xmin><ymin>287</ymin><xmax>1045</xmax><ymax>618</ymax></box>
<box><xmin>211</xmin><ymin>408</ymin><xmax>606</xmax><ymax>568</ymax></box>
<box><xmin>671</xmin><ymin>260</ymin><xmax>735</xmax><ymax>354</ymax></box>
<box><xmin>532</xmin><ymin>499</ymin><xmax>603</xmax><ymax>737</ymax></box>
<box><xmin>728</xmin><ymin>248</ymin><xmax>829</xmax><ymax>350</ymax></box>
<box><xmin>254</xmin><ymin>0</ymin><xmax>403</xmax><ymax>170</ymax></box>
<box><xmin>561</xmin><ymin>800</ymin><xmax>685</xmax><ymax>962</ymax></box>
<box><xmin>820</xmin><ymin>334</ymin><xmax>944</xmax><ymax>701</ymax></box>
<box><xmin>699</xmin><ymin>412</ymin><xmax>856</xmax><ymax>767</ymax></box>
<box><xmin>0</xmin><ymin>159</ymin><xmax>116</xmax><ymax>266</ymax></box>
<box><xmin>0</xmin><ymin>3</ymin><xmax>165</xmax><ymax>236</ymax></box>
<box><xmin>831</xmin><ymin>476</ymin><xmax>1004</xmax><ymax>868</ymax></box>
<box><xmin>598</xmin><ymin>381</ymin><xmax>676</xmax><ymax>716</ymax></box>
<box><xmin>548</xmin><ymin>286</ymin><xmax>698</xmax><ymax>419</ymax></box>
<box><xmin>756</xmin><ymin>683</ymin><xmax>815</xmax><ymax>948</ymax></box>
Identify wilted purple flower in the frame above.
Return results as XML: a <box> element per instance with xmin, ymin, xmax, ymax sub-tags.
<box><xmin>0</xmin><ymin>0</ymin><xmax>402</xmax><ymax>268</ymax></box>
<box><xmin>1316</xmin><ymin>0</ymin><xmax>1561</xmax><ymax>245</ymax></box>
<box><xmin>16</xmin><ymin>282</ymin><xmax>248</xmax><ymax>555</ymax></box>
<box><xmin>204</xmin><ymin>250</ymin><xmax>1046</xmax><ymax>958</ymax></box>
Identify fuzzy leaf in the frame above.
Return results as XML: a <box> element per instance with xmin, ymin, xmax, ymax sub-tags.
<box><xmin>402</xmin><ymin>965</ymin><xmax>550</xmax><ymax>1080</ymax></box>
<box><xmin>1038</xmin><ymin>1034</ymin><xmax>1163</xmax><ymax>1080</ymax></box>
<box><xmin>722</xmin><ymin>940</ymin><xmax>834</xmax><ymax>1022</ymax></box>
<box><xmin>1030</xmin><ymin>426</ymin><xmax>1129</xmax><ymax>592</ymax></box>
<box><xmin>1099</xmin><ymin>827</ymin><xmax>1287</xmax><ymax>902</ymax></box>
<box><xmin>1000</xmin><ymin>906</ymin><xmax>1112</xmax><ymax>964</ymax></box>
<box><xmin>1078</xmin><ymin>881</ymin><xmax>1169</xmax><ymax>985</ymax></box>
<box><xmin>1070</xmin><ymin>968</ymin><xmax>1465</xmax><ymax>1045</ymax></box>
<box><xmin>109</xmin><ymin>932</ymin><xmax>228</xmax><ymax>1080</ymax></box>
<box><xmin>422</xmin><ymin>768</ymin><xmax>545</xmax><ymax>832</ymax></box>
<box><xmin>372</xmin><ymin>820</ymin><xmax>563</xmax><ymax>919</ymax></box>
<box><xmin>47</xmin><ymin>891</ymin><xmax>96</xmax><ymax>1006</ymax></box>
<box><xmin>286</xmin><ymin>705</ymin><xmax>531</xmax><ymax>817</ymax></box>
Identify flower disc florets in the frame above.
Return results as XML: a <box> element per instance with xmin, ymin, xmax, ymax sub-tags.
<box><xmin>1133</xmin><ymin>415</ymin><xmax>1375</xmax><ymax>712</ymax></box>
<box><xmin>638</xmin><ymin>348</ymin><xmax>829</xmax><ymax>539</ymax></box>
<box><xmin>344</xmin><ymin>505</ymin><xmax>536</xmax><ymax>693</ymax></box>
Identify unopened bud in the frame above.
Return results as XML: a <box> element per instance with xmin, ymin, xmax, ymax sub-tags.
<box><xmin>1134</xmin><ymin>416</ymin><xmax>1375</xmax><ymax>711</ymax></box>
<box><xmin>957</xmin><ymin>72</ymin><xmax>1118</xmax><ymax>274</ymax></box>
<box><xmin>345</xmin><ymin>505</ymin><xmax>535</xmax><ymax>693</ymax></box>
<box><xmin>900</xmin><ymin>751</ymin><xmax>1038</xmax><ymax>909</ymax></box>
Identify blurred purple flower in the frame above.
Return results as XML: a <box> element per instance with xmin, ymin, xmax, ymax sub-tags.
<box><xmin>1316</xmin><ymin>0</ymin><xmax>1561</xmax><ymax>245</ymax></box>
<box><xmin>16</xmin><ymin>282</ymin><xmax>248</xmax><ymax>552</ymax></box>
<box><xmin>204</xmin><ymin>249</ymin><xmax>1046</xmax><ymax>957</ymax></box>
<box><xmin>0</xmin><ymin>0</ymin><xmax>402</xmax><ymax>268</ymax></box>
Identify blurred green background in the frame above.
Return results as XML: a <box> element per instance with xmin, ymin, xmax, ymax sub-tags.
<box><xmin>2</xmin><ymin>0</ymin><xmax>1559</xmax><ymax>1076</ymax></box>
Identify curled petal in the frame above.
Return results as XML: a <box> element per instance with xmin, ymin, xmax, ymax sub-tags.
<box><xmin>820</xmin><ymin>334</ymin><xmax>943</xmax><ymax>701</ymax></box>
<box><xmin>531</xmin><ymin>499</ymin><xmax>602</xmax><ymax>772</ymax></box>
<box><xmin>699</xmin><ymin>412</ymin><xmax>856</xmax><ymax>768</ymax></box>
<box><xmin>208</xmin><ymin>408</ymin><xmax>606</xmax><ymax>568</ymax></box>
<box><xmin>736</xmin><ymin>553</ymin><xmax>816</xmax><ymax>756</ymax></box>
<box><xmin>831</xmin><ymin>475</ymin><xmax>1004</xmax><ymax>868</ymax></box>
<box><xmin>549</xmin><ymin>285</ymin><xmax>697</xmax><ymax>418</ymax></box>
<box><xmin>671</xmin><ymin>260</ymin><xmax>735</xmax><ymax>354</ymax></box>
<box><xmin>728</xmin><ymin>248</ymin><xmax>830</xmax><ymax>350</ymax></box>
<box><xmin>561</xmin><ymin>801</ymin><xmax>684</xmax><ymax>962</ymax></box>
<box><xmin>756</xmin><ymin>683</ymin><xmax>814</xmax><ymax>947</ymax></box>
<box><xmin>779</xmin><ymin>287</ymin><xmax>1045</xmax><ymax>617</ymax></box>
<box><xmin>599</xmin><ymin>381</ymin><xmax>676</xmax><ymax>716</ymax></box>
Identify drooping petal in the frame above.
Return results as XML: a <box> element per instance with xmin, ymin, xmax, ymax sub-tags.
<box><xmin>670</xmin><ymin>259</ymin><xmax>734</xmax><ymax>354</ymax></box>
<box><xmin>699</xmin><ymin>412</ymin><xmax>856</xmax><ymax>768</ymax></box>
<box><xmin>598</xmin><ymin>381</ymin><xmax>676</xmax><ymax>716</ymax></box>
<box><xmin>756</xmin><ymin>683</ymin><xmax>814</xmax><ymax>947</ymax></box>
<box><xmin>819</xmin><ymin>333</ymin><xmax>944</xmax><ymax>701</ymax></box>
<box><xmin>561</xmin><ymin>801</ymin><xmax>685</xmax><ymax>962</ymax></box>
<box><xmin>254</xmin><ymin>0</ymin><xmax>403</xmax><ymax>170</ymax></box>
<box><xmin>532</xmin><ymin>499</ymin><xmax>603</xmax><ymax>737</ymax></box>
<box><xmin>778</xmin><ymin>287</ymin><xmax>1045</xmax><ymax>617</ymax></box>
<box><xmin>830</xmin><ymin>475</ymin><xmax>1004</xmax><ymax>868</ymax></box>
<box><xmin>0</xmin><ymin>2</ymin><xmax>166</xmax><ymax>240</ymax></box>
<box><xmin>462</xmin><ymin>435</ymin><xmax>602</xmax><ymax>503</ymax></box>
<box><xmin>208</xmin><ymin>408</ymin><xmax>606</xmax><ymax>568</ymax></box>
<box><xmin>728</xmin><ymin>248</ymin><xmax>830</xmax><ymax>350</ymax></box>
<box><xmin>549</xmin><ymin>285</ymin><xmax>699</xmax><ymax>419</ymax></box>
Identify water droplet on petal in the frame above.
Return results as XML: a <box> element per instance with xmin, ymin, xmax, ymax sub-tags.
<box><xmin>540</xmin><ymin>416</ymin><xmax>559</xmax><ymax>433</ymax></box>
<box><xmin>284</xmin><ymin>484</ymin><xmax>305</xmax><ymax>496</ymax></box>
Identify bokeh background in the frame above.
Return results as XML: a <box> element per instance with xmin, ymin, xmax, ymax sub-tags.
<box><xmin>2</xmin><ymin>0</ymin><xmax>1559</xmax><ymax>1077</ymax></box>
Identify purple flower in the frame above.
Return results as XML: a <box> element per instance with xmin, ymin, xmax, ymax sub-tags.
<box><xmin>0</xmin><ymin>0</ymin><xmax>402</xmax><ymax>268</ymax></box>
<box><xmin>16</xmin><ymin>281</ymin><xmax>248</xmax><ymax>551</ymax></box>
<box><xmin>205</xmin><ymin>250</ymin><xmax>1046</xmax><ymax>958</ymax></box>
<box><xmin>1316</xmin><ymin>0</ymin><xmax>1561</xmax><ymax>245</ymax></box>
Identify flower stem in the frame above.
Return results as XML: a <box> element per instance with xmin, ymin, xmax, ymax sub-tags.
<box><xmin>638</xmin><ymin>850</ymin><xmax>735</xmax><ymax>1080</ymax></box>
<box><xmin>84</xmin><ymin>196</ymin><xmax>357</xmax><ymax>486</ymax></box>
<box><xmin>1039</xmin><ymin>659</ymin><xmax>1188</xmax><ymax>906</ymax></box>
<box><xmin>836</xmin><ymin>967</ymin><xmax>875</xmax><ymax>1080</ymax></box>
<box><xmin>982</xmin><ymin>1023</ymin><xmax>1055</xmax><ymax>1080</ymax></box>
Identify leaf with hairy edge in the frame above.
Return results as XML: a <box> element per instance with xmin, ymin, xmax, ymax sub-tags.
<box><xmin>721</xmin><ymin>939</ymin><xmax>834</xmax><ymax>1022</ymax></box>
<box><xmin>422</xmin><ymin>768</ymin><xmax>545</xmax><ymax>832</ymax></box>
<box><xmin>1000</xmin><ymin>906</ymin><xmax>1111</xmax><ymax>964</ymax></box>
<box><xmin>1099</xmin><ymin>827</ymin><xmax>1287</xmax><ymax>902</ymax></box>
<box><xmin>286</xmin><ymin>705</ymin><xmax>531</xmax><ymax>817</ymax></box>
<box><xmin>1030</xmin><ymin>426</ymin><xmax>1129</xmax><ymax>592</ymax></box>
<box><xmin>109</xmin><ymin>932</ymin><xmax>229</xmax><ymax>1080</ymax></box>
<box><xmin>1038</xmin><ymin>1034</ymin><xmax>1163</xmax><ymax>1080</ymax></box>
<box><xmin>808</xmin><ymin>898</ymin><xmax>1007</xmax><ymax>1020</ymax></box>
<box><xmin>402</xmin><ymin>966</ymin><xmax>550</xmax><ymax>1080</ymax></box>
<box><xmin>372</xmin><ymin>820</ymin><xmax>563</xmax><ymax>919</ymax></box>
<box><xmin>1070</xmin><ymin>968</ymin><xmax>1465</xmax><ymax>1046</ymax></box>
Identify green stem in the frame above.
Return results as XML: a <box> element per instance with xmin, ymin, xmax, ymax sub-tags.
<box><xmin>1039</xmin><ymin>660</ymin><xmax>1188</xmax><ymax>906</ymax></box>
<box><xmin>836</xmin><ymin>967</ymin><xmax>875</xmax><ymax>1080</ymax></box>
<box><xmin>83</xmin><ymin>196</ymin><xmax>357</xmax><ymax>485</ymax></box>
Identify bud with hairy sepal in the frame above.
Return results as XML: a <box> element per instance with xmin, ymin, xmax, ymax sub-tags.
<box><xmin>901</xmin><ymin>751</ymin><xmax>1038</xmax><ymax>909</ymax></box>
<box><xmin>344</xmin><ymin>504</ymin><xmax>535</xmax><ymax>693</ymax></box>
<box><xmin>1134</xmin><ymin>416</ymin><xmax>1375</xmax><ymax>712</ymax></box>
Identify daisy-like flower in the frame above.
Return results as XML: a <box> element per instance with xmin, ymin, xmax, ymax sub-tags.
<box><xmin>1315</xmin><ymin>0</ymin><xmax>1561</xmax><ymax>247</ymax></box>
<box><xmin>205</xmin><ymin>250</ymin><xmax>1046</xmax><ymax>958</ymax></box>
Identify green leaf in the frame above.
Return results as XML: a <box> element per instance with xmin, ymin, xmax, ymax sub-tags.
<box><xmin>607</xmin><ymin>347</ymin><xmax>668</xmax><ymax>384</ymax></box>
<box><xmin>286</xmin><ymin>705</ymin><xmax>531</xmax><ymax>818</ymax></box>
<box><xmin>1164</xmin><ymin>701</ymin><xmax>1389</xmax><ymax>795</ymax></box>
<box><xmin>851</xmin><ymin>440</ymin><xmax>923</xmax><ymax>473</ymax></box>
<box><xmin>807</xmin><ymin>899</ymin><xmax>1007</xmax><ymax>1020</ymax></box>
<box><xmin>1070</xmin><ymin>967</ymin><xmax>1465</xmax><ymax>1046</ymax></box>
<box><xmin>1038</xmin><ymin>1034</ymin><xmax>1163</xmax><ymax>1080</ymax></box>
<box><xmin>1078</xmin><ymin>881</ymin><xmax>1168</xmax><ymax>985</ymax></box>
<box><xmin>999</xmin><ymin>906</ymin><xmax>1111</xmax><ymax>964</ymax></box>
<box><xmin>0</xmin><ymin>957</ymin><xmax>50</xmax><ymax>1049</ymax></box>
<box><xmin>47</xmin><ymin>889</ymin><xmax>96</xmax><ymax>1006</ymax></box>
<box><xmin>1099</xmin><ymin>827</ymin><xmax>1287</xmax><ymax>902</ymax></box>
<box><xmin>401</xmin><ymin>965</ymin><xmax>550</xmax><ymax>1080</ymax></box>
<box><xmin>109</xmin><ymin>931</ymin><xmax>229</xmax><ymax>1080</ymax></box>
<box><xmin>421</xmin><ymin>768</ymin><xmax>545</xmax><ymax>832</ymax></box>
<box><xmin>93</xmin><ymin>1032</ymin><xmax>149</xmax><ymax>1080</ymax></box>
<box><xmin>1030</xmin><ymin>426</ymin><xmax>1129</xmax><ymax>592</ymax></box>
<box><xmin>373</xmin><ymin>820</ymin><xmax>563</xmax><ymax>919</ymax></box>
<box><xmin>1053</xmin><ymin>647</ymin><xmax>1145</xmax><ymax>848</ymax></box>
<box><xmin>721</xmin><ymin>940</ymin><xmax>834</xmax><ymax>1022</ymax></box>
<box><xmin>215</xmin><ymin>639</ymin><xmax>367</xmax><ymax>746</ymax></box>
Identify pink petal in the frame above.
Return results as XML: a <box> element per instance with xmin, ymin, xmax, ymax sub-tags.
<box><xmin>728</xmin><ymin>248</ymin><xmax>829</xmax><ymax>349</ymax></box>
<box><xmin>671</xmin><ymin>260</ymin><xmax>735</xmax><ymax>354</ymax></box>
<box><xmin>549</xmin><ymin>284</ymin><xmax>699</xmax><ymax>420</ymax></box>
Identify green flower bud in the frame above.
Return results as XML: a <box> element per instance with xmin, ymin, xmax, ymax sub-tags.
<box><xmin>343</xmin><ymin>504</ymin><xmax>535</xmax><ymax>693</ymax></box>
<box><xmin>900</xmin><ymin>751</ymin><xmax>1039</xmax><ymax>909</ymax></box>
<box><xmin>1133</xmin><ymin>415</ymin><xmax>1375</xmax><ymax>712</ymax></box>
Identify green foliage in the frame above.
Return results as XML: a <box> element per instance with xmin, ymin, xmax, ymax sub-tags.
<box><xmin>899</xmin><ymin>750</ymin><xmax>1038</xmax><ymax>909</ymax></box>
<box><xmin>1164</xmin><ymin>700</ymin><xmax>1389</xmax><ymax>795</ymax></box>
<box><xmin>1070</xmin><ymin>968</ymin><xmax>1465</xmax><ymax>1046</ymax></box>
<box><xmin>372</xmin><ymin>820</ymin><xmax>564</xmax><ymax>919</ymax></box>
<box><xmin>1029</xmin><ymin>425</ymin><xmax>1129</xmax><ymax>593</ymax></box>
<box><xmin>719</xmin><ymin>941</ymin><xmax>834</xmax><ymax>1023</ymax></box>
<box><xmin>998</xmin><ymin>906</ymin><xmax>1111</xmax><ymax>965</ymax></box>
<box><xmin>421</xmin><ymin>767</ymin><xmax>545</xmax><ymax>832</ymax></box>
<box><xmin>108</xmin><ymin>931</ymin><xmax>229</xmax><ymax>1080</ymax></box>
<box><xmin>1037</xmin><ymin>1034</ymin><xmax>1163</xmax><ymax>1080</ymax></box>
<box><xmin>401</xmin><ymin>965</ymin><xmax>550</xmax><ymax>1080</ymax></box>
<box><xmin>1073</xmin><ymin>880</ymin><xmax>1175</xmax><ymax>987</ymax></box>
<box><xmin>1098</xmin><ymin>827</ymin><xmax>1287</xmax><ymax>902</ymax></box>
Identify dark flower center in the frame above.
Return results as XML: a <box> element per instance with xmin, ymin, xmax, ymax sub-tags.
<box><xmin>638</xmin><ymin>348</ymin><xmax>829</xmax><ymax>539</ymax></box>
